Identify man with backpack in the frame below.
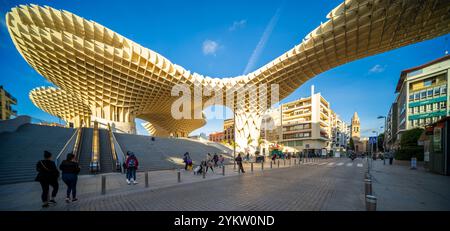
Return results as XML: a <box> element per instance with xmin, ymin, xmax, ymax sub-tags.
<box><xmin>125</xmin><ymin>152</ymin><xmax>139</xmax><ymax>185</ymax></box>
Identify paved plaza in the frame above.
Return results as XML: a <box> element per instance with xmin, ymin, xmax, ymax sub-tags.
<box><xmin>371</xmin><ymin>159</ymin><xmax>450</xmax><ymax>211</ymax></box>
<box><xmin>0</xmin><ymin>157</ymin><xmax>367</xmax><ymax>211</ymax></box>
<box><xmin>1</xmin><ymin>157</ymin><xmax>449</xmax><ymax>211</ymax></box>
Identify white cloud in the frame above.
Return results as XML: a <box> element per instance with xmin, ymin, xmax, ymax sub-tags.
<box><xmin>369</xmin><ymin>64</ymin><xmax>386</xmax><ymax>73</ymax></box>
<box><xmin>229</xmin><ymin>19</ymin><xmax>247</xmax><ymax>31</ymax></box>
<box><xmin>243</xmin><ymin>7</ymin><xmax>282</xmax><ymax>75</ymax></box>
<box><xmin>202</xmin><ymin>40</ymin><xmax>219</xmax><ymax>56</ymax></box>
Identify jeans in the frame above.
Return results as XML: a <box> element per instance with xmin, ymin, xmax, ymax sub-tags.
<box><xmin>39</xmin><ymin>180</ymin><xmax>59</xmax><ymax>203</ymax></box>
<box><xmin>62</xmin><ymin>173</ymin><xmax>78</xmax><ymax>198</ymax></box>
<box><xmin>127</xmin><ymin>167</ymin><xmax>137</xmax><ymax>181</ymax></box>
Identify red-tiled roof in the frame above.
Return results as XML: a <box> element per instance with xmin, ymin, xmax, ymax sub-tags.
<box><xmin>394</xmin><ymin>55</ymin><xmax>450</xmax><ymax>93</ymax></box>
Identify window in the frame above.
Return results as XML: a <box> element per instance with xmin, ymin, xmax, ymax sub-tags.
<box><xmin>425</xmin><ymin>117</ymin><xmax>431</xmax><ymax>125</ymax></box>
<box><xmin>420</xmin><ymin>105</ymin><xmax>425</xmax><ymax>112</ymax></box>
<box><xmin>424</xmin><ymin>80</ymin><xmax>432</xmax><ymax>87</ymax></box>
<box><xmin>409</xmin><ymin>94</ymin><xmax>414</xmax><ymax>101</ymax></box>
<box><xmin>434</xmin><ymin>103</ymin><xmax>439</xmax><ymax>111</ymax></box>
<box><xmin>440</xmin><ymin>102</ymin><xmax>447</xmax><ymax>109</ymax></box>
<box><xmin>434</xmin><ymin>87</ymin><xmax>440</xmax><ymax>96</ymax></box>
<box><xmin>415</xmin><ymin>92</ymin><xmax>420</xmax><ymax>100</ymax></box>
<box><xmin>421</xmin><ymin>91</ymin><xmax>427</xmax><ymax>99</ymax></box>
<box><xmin>426</xmin><ymin>104</ymin><xmax>431</xmax><ymax>112</ymax></box>
<box><xmin>427</xmin><ymin>89</ymin><xmax>433</xmax><ymax>98</ymax></box>
<box><xmin>441</xmin><ymin>85</ymin><xmax>447</xmax><ymax>95</ymax></box>
<box><xmin>409</xmin><ymin>107</ymin><xmax>414</xmax><ymax>114</ymax></box>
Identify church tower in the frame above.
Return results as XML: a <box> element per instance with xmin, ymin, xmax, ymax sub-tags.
<box><xmin>351</xmin><ymin>112</ymin><xmax>360</xmax><ymax>140</ymax></box>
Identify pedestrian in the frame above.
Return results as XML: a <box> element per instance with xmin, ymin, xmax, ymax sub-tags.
<box><xmin>271</xmin><ymin>154</ymin><xmax>276</xmax><ymax>162</ymax></box>
<box><xmin>389</xmin><ymin>151</ymin><xmax>394</xmax><ymax>165</ymax></box>
<box><xmin>206</xmin><ymin>153</ymin><xmax>214</xmax><ymax>173</ymax></box>
<box><xmin>213</xmin><ymin>153</ymin><xmax>219</xmax><ymax>167</ymax></box>
<box><xmin>183</xmin><ymin>152</ymin><xmax>191</xmax><ymax>170</ymax></box>
<box><xmin>246</xmin><ymin>153</ymin><xmax>250</xmax><ymax>162</ymax></box>
<box><xmin>59</xmin><ymin>153</ymin><xmax>80</xmax><ymax>203</ymax></box>
<box><xmin>218</xmin><ymin>154</ymin><xmax>225</xmax><ymax>168</ymax></box>
<box><xmin>235</xmin><ymin>153</ymin><xmax>245</xmax><ymax>173</ymax></box>
<box><xmin>35</xmin><ymin>150</ymin><xmax>60</xmax><ymax>208</ymax></box>
<box><xmin>125</xmin><ymin>152</ymin><xmax>139</xmax><ymax>185</ymax></box>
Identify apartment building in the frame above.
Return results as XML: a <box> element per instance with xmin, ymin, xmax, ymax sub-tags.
<box><xmin>0</xmin><ymin>86</ymin><xmax>17</xmax><ymax>120</ymax></box>
<box><xmin>223</xmin><ymin>118</ymin><xmax>235</xmax><ymax>144</ymax></box>
<box><xmin>389</xmin><ymin>55</ymin><xmax>449</xmax><ymax>145</ymax></box>
<box><xmin>209</xmin><ymin>131</ymin><xmax>224</xmax><ymax>142</ymax></box>
<box><xmin>265</xmin><ymin>86</ymin><xmax>349</xmax><ymax>154</ymax></box>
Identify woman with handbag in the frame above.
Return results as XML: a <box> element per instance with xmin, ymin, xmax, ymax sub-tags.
<box><xmin>35</xmin><ymin>150</ymin><xmax>60</xmax><ymax>208</ymax></box>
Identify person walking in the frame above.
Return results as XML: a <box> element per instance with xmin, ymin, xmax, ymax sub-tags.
<box><xmin>183</xmin><ymin>152</ymin><xmax>191</xmax><ymax>170</ymax></box>
<box><xmin>59</xmin><ymin>153</ymin><xmax>80</xmax><ymax>203</ymax></box>
<box><xmin>125</xmin><ymin>152</ymin><xmax>139</xmax><ymax>185</ymax></box>
<box><xmin>235</xmin><ymin>153</ymin><xmax>245</xmax><ymax>173</ymax></box>
<box><xmin>213</xmin><ymin>153</ymin><xmax>219</xmax><ymax>167</ymax></box>
<box><xmin>218</xmin><ymin>154</ymin><xmax>225</xmax><ymax>168</ymax></box>
<box><xmin>206</xmin><ymin>153</ymin><xmax>214</xmax><ymax>173</ymax></box>
<box><xmin>35</xmin><ymin>150</ymin><xmax>59</xmax><ymax>208</ymax></box>
<box><xmin>389</xmin><ymin>151</ymin><xmax>394</xmax><ymax>165</ymax></box>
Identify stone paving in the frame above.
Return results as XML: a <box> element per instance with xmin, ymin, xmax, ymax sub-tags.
<box><xmin>370</xmin><ymin>159</ymin><xmax>450</xmax><ymax>211</ymax></box>
<box><xmin>0</xmin><ymin>157</ymin><xmax>367</xmax><ymax>211</ymax></box>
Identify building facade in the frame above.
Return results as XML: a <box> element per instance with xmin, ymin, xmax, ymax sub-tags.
<box><xmin>223</xmin><ymin>118</ymin><xmax>235</xmax><ymax>145</ymax></box>
<box><xmin>259</xmin><ymin>86</ymin><xmax>349</xmax><ymax>154</ymax></box>
<box><xmin>209</xmin><ymin>131</ymin><xmax>224</xmax><ymax>143</ymax></box>
<box><xmin>388</xmin><ymin>55</ymin><xmax>450</xmax><ymax>148</ymax></box>
<box><xmin>0</xmin><ymin>86</ymin><xmax>17</xmax><ymax>120</ymax></box>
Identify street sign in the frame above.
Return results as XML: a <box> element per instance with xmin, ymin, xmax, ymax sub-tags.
<box><xmin>369</xmin><ymin>136</ymin><xmax>377</xmax><ymax>144</ymax></box>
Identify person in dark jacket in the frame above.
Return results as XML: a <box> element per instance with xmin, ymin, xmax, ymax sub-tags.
<box><xmin>35</xmin><ymin>150</ymin><xmax>59</xmax><ymax>208</ymax></box>
<box><xmin>59</xmin><ymin>153</ymin><xmax>80</xmax><ymax>203</ymax></box>
<box><xmin>213</xmin><ymin>153</ymin><xmax>219</xmax><ymax>167</ymax></box>
<box><xmin>235</xmin><ymin>153</ymin><xmax>245</xmax><ymax>173</ymax></box>
<box><xmin>125</xmin><ymin>152</ymin><xmax>139</xmax><ymax>185</ymax></box>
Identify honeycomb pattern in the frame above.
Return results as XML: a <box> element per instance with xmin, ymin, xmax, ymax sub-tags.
<box><xmin>7</xmin><ymin>0</ymin><xmax>450</xmax><ymax>151</ymax></box>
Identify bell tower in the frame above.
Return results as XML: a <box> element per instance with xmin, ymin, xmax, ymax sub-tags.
<box><xmin>351</xmin><ymin>112</ymin><xmax>360</xmax><ymax>140</ymax></box>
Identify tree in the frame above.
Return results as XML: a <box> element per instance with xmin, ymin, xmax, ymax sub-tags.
<box><xmin>348</xmin><ymin>138</ymin><xmax>355</xmax><ymax>151</ymax></box>
<box><xmin>400</xmin><ymin>128</ymin><xmax>424</xmax><ymax>147</ymax></box>
<box><xmin>395</xmin><ymin>128</ymin><xmax>424</xmax><ymax>161</ymax></box>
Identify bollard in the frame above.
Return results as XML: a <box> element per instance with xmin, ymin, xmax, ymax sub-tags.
<box><xmin>222</xmin><ymin>165</ymin><xmax>225</xmax><ymax>176</ymax></box>
<box><xmin>177</xmin><ymin>169</ymin><xmax>181</xmax><ymax>183</ymax></box>
<box><xmin>289</xmin><ymin>159</ymin><xmax>292</xmax><ymax>166</ymax></box>
<box><xmin>278</xmin><ymin>160</ymin><xmax>280</xmax><ymax>168</ymax></box>
<box><xmin>364</xmin><ymin>179</ymin><xmax>372</xmax><ymax>195</ymax></box>
<box><xmin>365</xmin><ymin>195</ymin><xmax>377</xmax><ymax>211</ymax></box>
<box><xmin>284</xmin><ymin>159</ymin><xmax>286</xmax><ymax>166</ymax></box>
<box><xmin>202</xmin><ymin>168</ymin><xmax>206</xmax><ymax>179</ymax></box>
<box><xmin>261</xmin><ymin>162</ymin><xmax>264</xmax><ymax>171</ymax></box>
<box><xmin>294</xmin><ymin>159</ymin><xmax>297</xmax><ymax>165</ymax></box>
<box><xmin>251</xmin><ymin>163</ymin><xmax>254</xmax><ymax>172</ymax></box>
<box><xmin>101</xmin><ymin>175</ymin><xmax>106</xmax><ymax>195</ymax></box>
<box><xmin>270</xmin><ymin>161</ymin><xmax>273</xmax><ymax>169</ymax></box>
<box><xmin>145</xmin><ymin>171</ymin><xmax>149</xmax><ymax>188</ymax></box>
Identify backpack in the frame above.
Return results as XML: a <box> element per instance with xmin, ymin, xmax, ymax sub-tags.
<box><xmin>128</xmin><ymin>158</ymin><xmax>136</xmax><ymax>168</ymax></box>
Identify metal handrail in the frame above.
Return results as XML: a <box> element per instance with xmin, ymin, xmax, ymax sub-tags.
<box><xmin>91</xmin><ymin>121</ymin><xmax>100</xmax><ymax>173</ymax></box>
<box><xmin>107</xmin><ymin>123</ymin><xmax>120</xmax><ymax>171</ymax></box>
<box><xmin>55</xmin><ymin>128</ymin><xmax>78</xmax><ymax>166</ymax></box>
<box><xmin>110</xmin><ymin>130</ymin><xmax>126</xmax><ymax>173</ymax></box>
<box><xmin>73</xmin><ymin>127</ymin><xmax>83</xmax><ymax>162</ymax></box>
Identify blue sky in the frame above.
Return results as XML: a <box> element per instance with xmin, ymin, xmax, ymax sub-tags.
<box><xmin>0</xmin><ymin>0</ymin><xmax>449</xmax><ymax>137</ymax></box>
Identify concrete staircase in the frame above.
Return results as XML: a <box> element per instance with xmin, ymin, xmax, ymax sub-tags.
<box><xmin>114</xmin><ymin>134</ymin><xmax>233</xmax><ymax>171</ymax></box>
<box><xmin>0</xmin><ymin>124</ymin><xmax>75</xmax><ymax>185</ymax></box>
